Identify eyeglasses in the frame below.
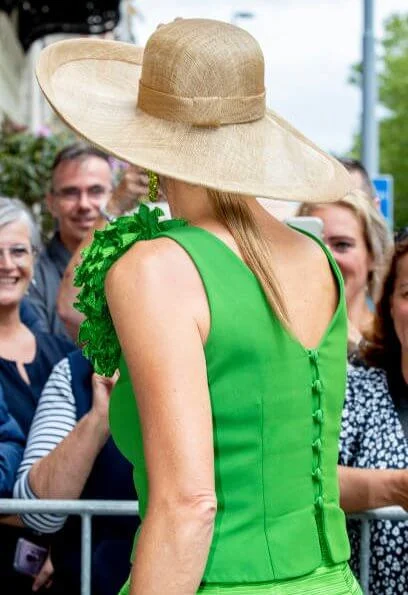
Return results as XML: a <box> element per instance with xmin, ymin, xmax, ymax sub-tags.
<box><xmin>0</xmin><ymin>245</ymin><xmax>34</xmax><ymax>264</ymax></box>
<box><xmin>52</xmin><ymin>185</ymin><xmax>112</xmax><ymax>202</ymax></box>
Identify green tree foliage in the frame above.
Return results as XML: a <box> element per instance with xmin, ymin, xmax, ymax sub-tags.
<box><xmin>0</xmin><ymin>120</ymin><xmax>71</xmax><ymax>207</ymax></box>
<box><xmin>379</xmin><ymin>14</ymin><xmax>408</xmax><ymax>227</ymax></box>
<box><xmin>349</xmin><ymin>13</ymin><xmax>408</xmax><ymax>228</ymax></box>
<box><xmin>0</xmin><ymin>120</ymin><xmax>73</xmax><ymax>236</ymax></box>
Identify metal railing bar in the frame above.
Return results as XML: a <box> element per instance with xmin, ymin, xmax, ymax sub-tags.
<box><xmin>81</xmin><ymin>513</ymin><xmax>92</xmax><ymax>595</ymax></box>
<box><xmin>0</xmin><ymin>500</ymin><xmax>406</xmax><ymax>595</ymax></box>
<box><xmin>350</xmin><ymin>505</ymin><xmax>407</xmax><ymax>521</ymax></box>
<box><xmin>0</xmin><ymin>499</ymin><xmax>139</xmax><ymax>515</ymax></box>
<box><xmin>359</xmin><ymin>519</ymin><xmax>371</xmax><ymax>594</ymax></box>
<box><xmin>349</xmin><ymin>506</ymin><xmax>408</xmax><ymax>595</ymax></box>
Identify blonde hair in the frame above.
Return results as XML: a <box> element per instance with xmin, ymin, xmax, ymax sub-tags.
<box><xmin>296</xmin><ymin>189</ymin><xmax>393</xmax><ymax>302</ymax></box>
<box><xmin>208</xmin><ymin>190</ymin><xmax>288</xmax><ymax>324</ymax></box>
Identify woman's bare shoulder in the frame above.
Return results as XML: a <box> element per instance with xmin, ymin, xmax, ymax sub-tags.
<box><xmin>273</xmin><ymin>222</ymin><xmax>330</xmax><ymax>270</ymax></box>
<box><xmin>105</xmin><ymin>236</ymin><xmax>201</xmax><ymax>297</ymax></box>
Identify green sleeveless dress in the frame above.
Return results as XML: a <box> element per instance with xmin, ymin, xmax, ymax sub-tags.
<box><xmin>74</xmin><ymin>207</ymin><xmax>362</xmax><ymax>595</ymax></box>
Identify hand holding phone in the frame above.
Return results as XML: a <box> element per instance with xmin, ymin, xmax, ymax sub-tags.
<box><xmin>13</xmin><ymin>538</ymin><xmax>48</xmax><ymax>577</ymax></box>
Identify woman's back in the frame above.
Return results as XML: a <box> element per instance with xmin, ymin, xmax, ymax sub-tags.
<box><xmin>193</xmin><ymin>213</ymin><xmax>339</xmax><ymax>350</ymax></box>
<box><xmin>109</xmin><ymin>220</ymin><xmax>351</xmax><ymax>584</ymax></box>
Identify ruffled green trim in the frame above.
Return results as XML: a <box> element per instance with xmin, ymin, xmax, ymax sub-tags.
<box><xmin>74</xmin><ymin>203</ymin><xmax>187</xmax><ymax>376</ymax></box>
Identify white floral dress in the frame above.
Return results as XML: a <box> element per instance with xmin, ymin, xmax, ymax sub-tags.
<box><xmin>340</xmin><ymin>364</ymin><xmax>408</xmax><ymax>594</ymax></box>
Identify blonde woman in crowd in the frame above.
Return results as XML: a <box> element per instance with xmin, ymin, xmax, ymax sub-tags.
<box><xmin>297</xmin><ymin>190</ymin><xmax>392</xmax><ymax>356</ymax></box>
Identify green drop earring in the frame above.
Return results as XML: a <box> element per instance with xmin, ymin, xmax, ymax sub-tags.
<box><xmin>147</xmin><ymin>170</ymin><xmax>159</xmax><ymax>202</ymax></box>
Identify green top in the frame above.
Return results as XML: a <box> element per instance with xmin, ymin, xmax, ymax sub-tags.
<box><xmin>106</xmin><ymin>222</ymin><xmax>350</xmax><ymax>585</ymax></box>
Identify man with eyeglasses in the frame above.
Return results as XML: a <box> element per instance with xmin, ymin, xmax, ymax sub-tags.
<box><xmin>27</xmin><ymin>142</ymin><xmax>114</xmax><ymax>337</ymax></box>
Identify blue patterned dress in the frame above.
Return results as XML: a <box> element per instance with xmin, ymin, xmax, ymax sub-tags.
<box><xmin>340</xmin><ymin>364</ymin><xmax>408</xmax><ymax>594</ymax></box>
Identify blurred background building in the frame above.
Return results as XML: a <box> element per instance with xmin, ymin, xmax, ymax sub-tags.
<box><xmin>0</xmin><ymin>0</ymin><xmax>141</xmax><ymax>128</ymax></box>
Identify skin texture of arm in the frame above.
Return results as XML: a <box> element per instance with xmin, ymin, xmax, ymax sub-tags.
<box><xmin>338</xmin><ymin>366</ymin><xmax>408</xmax><ymax>514</ymax></box>
<box><xmin>13</xmin><ymin>358</ymin><xmax>114</xmax><ymax>533</ymax></box>
<box><xmin>0</xmin><ymin>515</ymin><xmax>24</xmax><ymax>526</ymax></box>
<box><xmin>13</xmin><ymin>358</ymin><xmax>76</xmax><ymax>531</ymax></box>
<box><xmin>28</xmin><ymin>374</ymin><xmax>112</xmax><ymax>501</ymax></box>
<box><xmin>339</xmin><ymin>465</ymin><xmax>408</xmax><ymax>513</ymax></box>
<box><xmin>105</xmin><ymin>238</ymin><xmax>217</xmax><ymax>595</ymax></box>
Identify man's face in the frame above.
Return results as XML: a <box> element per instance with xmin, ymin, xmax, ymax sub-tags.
<box><xmin>47</xmin><ymin>156</ymin><xmax>112</xmax><ymax>251</ymax></box>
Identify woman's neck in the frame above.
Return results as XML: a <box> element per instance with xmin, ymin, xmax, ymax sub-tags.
<box><xmin>0</xmin><ymin>305</ymin><xmax>24</xmax><ymax>333</ymax></box>
<box><xmin>166</xmin><ymin>180</ymin><xmax>216</xmax><ymax>223</ymax></box>
<box><xmin>347</xmin><ymin>292</ymin><xmax>374</xmax><ymax>337</ymax></box>
<box><xmin>165</xmin><ymin>179</ymin><xmax>261</xmax><ymax>223</ymax></box>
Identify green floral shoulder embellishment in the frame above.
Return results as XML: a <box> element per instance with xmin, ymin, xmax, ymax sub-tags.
<box><xmin>74</xmin><ymin>203</ymin><xmax>187</xmax><ymax>376</ymax></box>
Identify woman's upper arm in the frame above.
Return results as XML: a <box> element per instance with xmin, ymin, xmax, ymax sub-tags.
<box><xmin>105</xmin><ymin>240</ymin><xmax>215</xmax><ymax>505</ymax></box>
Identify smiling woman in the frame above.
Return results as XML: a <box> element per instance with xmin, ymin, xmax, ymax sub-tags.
<box><xmin>297</xmin><ymin>190</ymin><xmax>393</xmax><ymax>356</ymax></box>
<box><xmin>0</xmin><ymin>196</ymin><xmax>74</xmax><ymax>425</ymax></box>
<box><xmin>0</xmin><ymin>197</ymin><xmax>74</xmax><ymax>593</ymax></box>
<box><xmin>339</xmin><ymin>235</ymin><xmax>408</xmax><ymax>594</ymax></box>
<box><xmin>0</xmin><ymin>220</ymin><xmax>37</xmax><ymax>313</ymax></box>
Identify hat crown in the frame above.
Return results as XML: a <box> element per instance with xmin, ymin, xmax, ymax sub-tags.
<box><xmin>140</xmin><ymin>19</ymin><xmax>265</xmax><ymax>100</ymax></box>
<box><xmin>35</xmin><ymin>22</ymin><xmax>352</xmax><ymax>203</ymax></box>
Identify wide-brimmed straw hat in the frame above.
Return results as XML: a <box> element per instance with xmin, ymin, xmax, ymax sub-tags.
<box><xmin>36</xmin><ymin>18</ymin><xmax>350</xmax><ymax>202</ymax></box>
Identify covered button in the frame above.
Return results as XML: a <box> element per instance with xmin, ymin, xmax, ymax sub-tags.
<box><xmin>308</xmin><ymin>349</ymin><xmax>319</xmax><ymax>364</ymax></box>
<box><xmin>312</xmin><ymin>379</ymin><xmax>323</xmax><ymax>394</ymax></box>
<box><xmin>312</xmin><ymin>438</ymin><xmax>322</xmax><ymax>453</ymax></box>
<box><xmin>315</xmin><ymin>496</ymin><xmax>324</xmax><ymax>510</ymax></box>
<box><xmin>312</xmin><ymin>468</ymin><xmax>322</xmax><ymax>481</ymax></box>
<box><xmin>313</xmin><ymin>409</ymin><xmax>323</xmax><ymax>424</ymax></box>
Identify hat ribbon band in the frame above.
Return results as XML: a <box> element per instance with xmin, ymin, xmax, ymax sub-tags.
<box><xmin>137</xmin><ymin>80</ymin><xmax>266</xmax><ymax>127</ymax></box>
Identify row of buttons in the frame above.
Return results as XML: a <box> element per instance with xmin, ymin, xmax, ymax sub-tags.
<box><xmin>309</xmin><ymin>348</ymin><xmax>324</xmax><ymax>512</ymax></box>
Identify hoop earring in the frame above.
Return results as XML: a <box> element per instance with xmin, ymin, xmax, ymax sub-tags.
<box><xmin>147</xmin><ymin>170</ymin><xmax>159</xmax><ymax>202</ymax></box>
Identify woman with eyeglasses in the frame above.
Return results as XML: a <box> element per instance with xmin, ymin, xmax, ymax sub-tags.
<box><xmin>0</xmin><ymin>197</ymin><xmax>74</xmax><ymax>594</ymax></box>
<box><xmin>338</xmin><ymin>234</ymin><xmax>408</xmax><ymax>594</ymax></box>
<box><xmin>297</xmin><ymin>190</ymin><xmax>392</xmax><ymax>359</ymax></box>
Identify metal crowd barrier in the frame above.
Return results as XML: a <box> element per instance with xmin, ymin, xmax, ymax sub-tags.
<box><xmin>0</xmin><ymin>499</ymin><xmax>139</xmax><ymax>595</ymax></box>
<box><xmin>350</xmin><ymin>506</ymin><xmax>408</xmax><ymax>594</ymax></box>
<box><xmin>0</xmin><ymin>500</ymin><xmax>407</xmax><ymax>595</ymax></box>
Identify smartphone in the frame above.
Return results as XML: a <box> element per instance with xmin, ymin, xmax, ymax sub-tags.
<box><xmin>285</xmin><ymin>216</ymin><xmax>324</xmax><ymax>240</ymax></box>
<box><xmin>13</xmin><ymin>538</ymin><xmax>48</xmax><ymax>577</ymax></box>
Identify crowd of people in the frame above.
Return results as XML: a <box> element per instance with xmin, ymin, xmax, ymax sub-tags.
<box><xmin>0</xmin><ymin>137</ymin><xmax>404</xmax><ymax>594</ymax></box>
<box><xmin>0</xmin><ymin>144</ymin><xmax>147</xmax><ymax>594</ymax></box>
<box><xmin>0</xmin><ymin>20</ymin><xmax>406</xmax><ymax>595</ymax></box>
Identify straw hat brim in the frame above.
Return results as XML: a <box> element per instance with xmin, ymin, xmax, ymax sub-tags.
<box><xmin>36</xmin><ymin>38</ymin><xmax>351</xmax><ymax>202</ymax></box>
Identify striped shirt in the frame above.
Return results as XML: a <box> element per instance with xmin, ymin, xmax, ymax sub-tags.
<box><xmin>13</xmin><ymin>357</ymin><xmax>77</xmax><ymax>533</ymax></box>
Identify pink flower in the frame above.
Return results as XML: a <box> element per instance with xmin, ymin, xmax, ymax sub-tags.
<box><xmin>108</xmin><ymin>156</ymin><xmax>129</xmax><ymax>171</ymax></box>
<box><xmin>36</xmin><ymin>126</ymin><xmax>52</xmax><ymax>138</ymax></box>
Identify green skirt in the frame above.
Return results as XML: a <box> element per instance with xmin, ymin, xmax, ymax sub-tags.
<box><xmin>118</xmin><ymin>562</ymin><xmax>362</xmax><ymax>594</ymax></box>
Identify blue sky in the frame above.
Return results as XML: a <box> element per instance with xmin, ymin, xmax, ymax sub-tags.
<box><xmin>133</xmin><ymin>0</ymin><xmax>407</xmax><ymax>157</ymax></box>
